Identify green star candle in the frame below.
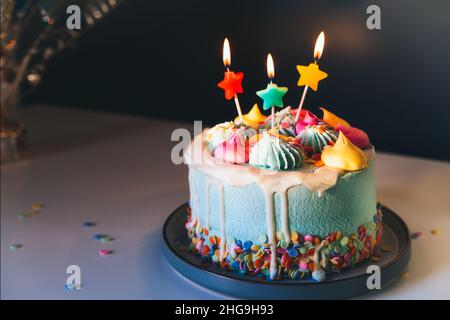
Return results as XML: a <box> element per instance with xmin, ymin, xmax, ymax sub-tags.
<box><xmin>256</xmin><ymin>54</ymin><xmax>288</xmax><ymax>129</ymax></box>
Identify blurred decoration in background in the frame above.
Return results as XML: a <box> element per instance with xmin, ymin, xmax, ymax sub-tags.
<box><xmin>0</xmin><ymin>0</ymin><xmax>124</xmax><ymax>163</ymax></box>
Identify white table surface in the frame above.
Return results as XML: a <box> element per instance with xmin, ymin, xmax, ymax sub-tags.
<box><xmin>1</xmin><ymin>105</ymin><xmax>449</xmax><ymax>300</ymax></box>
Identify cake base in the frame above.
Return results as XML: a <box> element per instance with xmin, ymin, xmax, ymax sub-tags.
<box><xmin>163</xmin><ymin>203</ymin><xmax>411</xmax><ymax>299</ymax></box>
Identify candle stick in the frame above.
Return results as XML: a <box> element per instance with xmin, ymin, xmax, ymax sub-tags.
<box><xmin>256</xmin><ymin>53</ymin><xmax>288</xmax><ymax>130</ymax></box>
<box><xmin>267</xmin><ymin>54</ymin><xmax>275</xmax><ymax>128</ymax></box>
<box><xmin>294</xmin><ymin>31</ymin><xmax>328</xmax><ymax>123</ymax></box>
<box><xmin>217</xmin><ymin>38</ymin><xmax>244</xmax><ymax>123</ymax></box>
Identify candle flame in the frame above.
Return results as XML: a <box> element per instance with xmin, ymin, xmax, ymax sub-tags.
<box><xmin>267</xmin><ymin>53</ymin><xmax>275</xmax><ymax>79</ymax></box>
<box><xmin>314</xmin><ymin>31</ymin><xmax>325</xmax><ymax>60</ymax></box>
<box><xmin>223</xmin><ymin>38</ymin><xmax>231</xmax><ymax>66</ymax></box>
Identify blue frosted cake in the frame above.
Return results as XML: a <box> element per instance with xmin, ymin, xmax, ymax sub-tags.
<box><xmin>184</xmin><ymin>106</ymin><xmax>382</xmax><ymax>281</ymax></box>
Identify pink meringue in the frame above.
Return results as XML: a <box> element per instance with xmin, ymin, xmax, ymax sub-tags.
<box><xmin>213</xmin><ymin>133</ymin><xmax>249</xmax><ymax>164</ymax></box>
<box><xmin>294</xmin><ymin>109</ymin><xmax>319</xmax><ymax>134</ymax></box>
<box><xmin>337</xmin><ymin>125</ymin><xmax>370</xmax><ymax>149</ymax></box>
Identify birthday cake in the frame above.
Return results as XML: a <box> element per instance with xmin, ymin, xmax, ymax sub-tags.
<box><xmin>183</xmin><ymin>35</ymin><xmax>381</xmax><ymax>282</ymax></box>
<box><xmin>184</xmin><ymin>105</ymin><xmax>381</xmax><ymax>282</ymax></box>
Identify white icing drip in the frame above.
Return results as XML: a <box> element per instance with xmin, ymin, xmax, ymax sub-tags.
<box><xmin>279</xmin><ymin>189</ymin><xmax>290</xmax><ymax>243</ymax></box>
<box><xmin>194</xmin><ymin>169</ymin><xmax>201</xmax><ymax>220</ymax></box>
<box><xmin>218</xmin><ymin>183</ymin><xmax>226</xmax><ymax>261</ymax></box>
<box><xmin>261</xmin><ymin>187</ymin><xmax>278</xmax><ymax>280</ymax></box>
<box><xmin>204</xmin><ymin>178</ymin><xmax>212</xmax><ymax>229</ymax></box>
<box><xmin>188</xmin><ymin>166</ymin><xmax>196</xmax><ymax>219</ymax></box>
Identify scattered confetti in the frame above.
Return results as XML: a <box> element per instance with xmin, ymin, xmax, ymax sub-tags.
<box><xmin>381</xmin><ymin>245</ymin><xmax>391</xmax><ymax>253</ymax></box>
<box><xmin>99</xmin><ymin>235</ymin><xmax>114</xmax><ymax>243</ymax></box>
<box><xmin>31</xmin><ymin>203</ymin><xmax>44</xmax><ymax>211</ymax></box>
<box><xmin>17</xmin><ymin>203</ymin><xmax>45</xmax><ymax>220</ymax></box>
<box><xmin>17</xmin><ymin>211</ymin><xmax>34</xmax><ymax>220</ymax></box>
<box><xmin>9</xmin><ymin>244</ymin><xmax>23</xmax><ymax>251</ymax></box>
<box><xmin>411</xmin><ymin>231</ymin><xmax>424</xmax><ymax>240</ymax></box>
<box><xmin>430</xmin><ymin>229</ymin><xmax>440</xmax><ymax>236</ymax></box>
<box><xmin>93</xmin><ymin>234</ymin><xmax>107</xmax><ymax>240</ymax></box>
<box><xmin>83</xmin><ymin>221</ymin><xmax>96</xmax><ymax>228</ymax></box>
<box><xmin>64</xmin><ymin>283</ymin><xmax>81</xmax><ymax>290</ymax></box>
<box><xmin>98</xmin><ymin>249</ymin><xmax>113</xmax><ymax>256</ymax></box>
<box><xmin>400</xmin><ymin>271</ymin><xmax>409</xmax><ymax>278</ymax></box>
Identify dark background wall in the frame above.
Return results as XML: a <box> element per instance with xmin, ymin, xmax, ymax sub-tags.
<box><xmin>25</xmin><ymin>0</ymin><xmax>450</xmax><ymax>161</ymax></box>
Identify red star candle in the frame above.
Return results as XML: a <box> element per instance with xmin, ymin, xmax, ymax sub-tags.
<box><xmin>294</xmin><ymin>32</ymin><xmax>328</xmax><ymax>123</ymax></box>
<box><xmin>217</xmin><ymin>38</ymin><xmax>244</xmax><ymax>123</ymax></box>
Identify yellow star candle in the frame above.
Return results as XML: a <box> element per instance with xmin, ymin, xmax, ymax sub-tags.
<box><xmin>217</xmin><ymin>38</ymin><xmax>244</xmax><ymax>123</ymax></box>
<box><xmin>294</xmin><ymin>31</ymin><xmax>328</xmax><ymax>123</ymax></box>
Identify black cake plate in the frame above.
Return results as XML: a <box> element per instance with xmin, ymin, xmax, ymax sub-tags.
<box><xmin>163</xmin><ymin>203</ymin><xmax>411</xmax><ymax>299</ymax></box>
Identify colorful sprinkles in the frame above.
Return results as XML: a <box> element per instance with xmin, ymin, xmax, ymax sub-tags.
<box><xmin>185</xmin><ymin>206</ymin><xmax>383</xmax><ymax>281</ymax></box>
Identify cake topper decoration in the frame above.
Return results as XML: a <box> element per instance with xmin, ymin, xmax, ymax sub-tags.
<box><xmin>213</xmin><ymin>132</ymin><xmax>250</xmax><ymax>164</ymax></box>
<box><xmin>297</xmin><ymin>124</ymin><xmax>338</xmax><ymax>156</ymax></box>
<box><xmin>295</xmin><ymin>109</ymin><xmax>319</xmax><ymax>134</ymax></box>
<box><xmin>235</xmin><ymin>104</ymin><xmax>267</xmax><ymax>129</ymax></box>
<box><xmin>321</xmin><ymin>131</ymin><xmax>368</xmax><ymax>171</ymax></box>
<box><xmin>320</xmin><ymin>107</ymin><xmax>350</xmax><ymax>128</ymax></box>
<box><xmin>294</xmin><ymin>31</ymin><xmax>328</xmax><ymax>123</ymax></box>
<box><xmin>217</xmin><ymin>38</ymin><xmax>245</xmax><ymax>123</ymax></box>
<box><xmin>256</xmin><ymin>54</ymin><xmax>288</xmax><ymax>129</ymax></box>
<box><xmin>337</xmin><ymin>125</ymin><xmax>370</xmax><ymax>149</ymax></box>
<box><xmin>206</xmin><ymin>121</ymin><xmax>235</xmax><ymax>152</ymax></box>
<box><xmin>249</xmin><ymin>132</ymin><xmax>304</xmax><ymax>171</ymax></box>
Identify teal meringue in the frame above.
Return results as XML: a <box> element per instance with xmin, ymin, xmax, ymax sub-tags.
<box><xmin>297</xmin><ymin>124</ymin><xmax>338</xmax><ymax>155</ymax></box>
<box><xmin>249</xmin><ymin>133</ymin><xmax>304</xmax><ymax>171</ymax></box>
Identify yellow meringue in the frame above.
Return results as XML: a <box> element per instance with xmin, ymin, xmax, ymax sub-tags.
<box><xmin>320</xmin><ymin>107</ymin><xmax>350</xmax><ymax>129</ymax></box>
<box><xmin>235</xmin><ymin>104</ymin><xmax>267</xmax><ymax>129</ymax></box>
<box><xmin>321</xmin><ymin>131</ymin><xmax>368</xmax><ymax>171</ymax></box>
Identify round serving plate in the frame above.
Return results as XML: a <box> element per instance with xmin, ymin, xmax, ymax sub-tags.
<box><xmin>163</xmin><ymin>203</ymin><xmax>411</xmax><ymax>299</ymax></box>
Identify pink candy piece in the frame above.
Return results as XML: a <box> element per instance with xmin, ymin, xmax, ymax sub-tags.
<box><xmin>213</xmin><ymin>133</ymin><xmax>249</xmax><ymax>164</ymax></box>
<box><xmin>299</xmin><ymin>261</ymin><xmax>308</xmax><ymax>271</ymax></box>
<box><xmin>98</xmin><ymin>249</ymin><xmax>113</xmax><ymax>256</ymax></box>
<box><xmin>304</xmin><ymin>235</ymin><xmax>314</xmax><ymax>242</ymax></box>
<box><xmin>337</xmin><ymin>125</ymin><xmax>370</xmax><ymax>149</ymax></box>
<box><xmin>294</xmin><ymin>110</ymin><xmax>319</xmax><ymax>134</ymax></box>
